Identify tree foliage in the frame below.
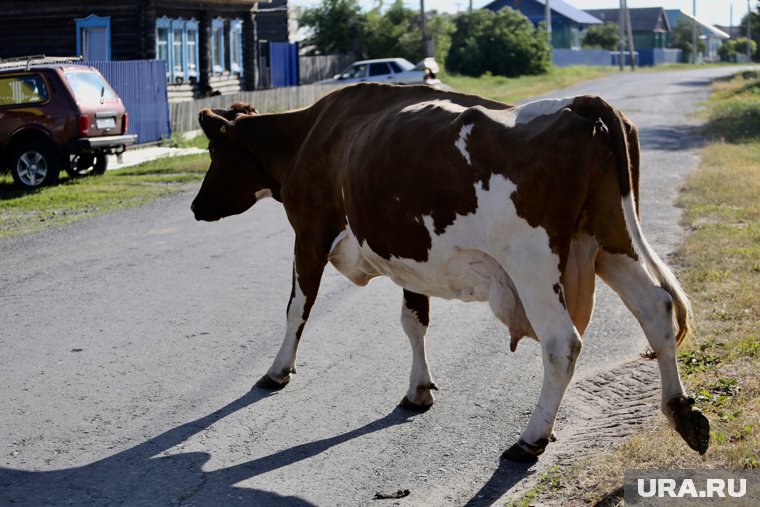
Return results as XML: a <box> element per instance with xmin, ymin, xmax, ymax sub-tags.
<box><xmin>582</xmin><ymin>22</ymin><xmax>621</xmax><ymax>50</ymax></box>
<box><xmin>300</xmin><ymin>0</ymin><xmax>454</xmax><ymax>65</ymax></box>
<box><xmin>446</xmin><ymin>8</ymin><xmax>551</xmax><ymax>78</ymax></box>
<box><xmin>668</xmin><ymin>18</ymin><xmax>706</xmax><ymax>54</ymax></box>
<box><xmin>739</xmin><ymin>6</ymin><xmax>760</xmax><ymax>61</ymax></box>
<box><xmin>300</xmin><ymin>0</ymin><xmax>364</xmax><ymax>55</ymax></box>
<box><xmin>718</xmin><ymin>38</ymin><xmax>758</xmax><ymax>62</ymax></box>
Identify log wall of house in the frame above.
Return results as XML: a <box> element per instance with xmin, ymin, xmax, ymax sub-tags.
<box><xmin>0</xmin><ymin>1</ymin><xmax>143</xmax><ymax>60</ymax></box>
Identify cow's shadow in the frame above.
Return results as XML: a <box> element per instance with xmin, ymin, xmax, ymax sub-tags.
<box><xmin>0</xmin><ymin>388</ymin><xmax>532</xmax><ymax>506</ymax></box>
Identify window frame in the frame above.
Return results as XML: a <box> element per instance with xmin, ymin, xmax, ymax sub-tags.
<box><xmin>155</xmin><ymin>16</ymin><xmax>200</xmax><ymax>83</ymax></box>
<box><xmin>210</xmin><ymin>17</ymin><xmax>226</xmax><ymax>75</ymax></box>
<box><xmin>229</xmin><ymin>18</ymin><xmax>244</xmax><ymax>76</ymax></box>
<box><xmin>75</xmin><ymin>14</ymin><xmax>112</xmax><ymax>61</ymax></box>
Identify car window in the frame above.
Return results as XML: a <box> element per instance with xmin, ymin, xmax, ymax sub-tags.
<box><xmin>340</xmin><ymin>64</ymin><xmax>368</xmax><ymax>79</ymax></box>
<box><xmin>369</xmin><ymin>63</ymin><xmax>391</xmax><ymax>76</ymax></box>
<box><xmin>388</xmin><ymin>61</ymin><xmax>404</xmax><ymax>73</ymax></box>
<box><xmin>64</xmin><ymin>71</ymin><xmax>116</xmax><ymax>104</ymax></box>
<box><xmin>0</xmin><ymin>75</ymin><xmax>49</xmax><ymax>106</ymax></box>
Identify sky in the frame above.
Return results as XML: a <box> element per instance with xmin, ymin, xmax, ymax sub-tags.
<box><xmin>290</xmin><ymin>0</ymin><xmax>756</xmax><ymax>28</ymax></box>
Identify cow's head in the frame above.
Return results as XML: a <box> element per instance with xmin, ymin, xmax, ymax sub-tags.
<box><xmin>191</xmin><ymin>103</ymin><xmax>278</xmax><ymax>221</ymax></box>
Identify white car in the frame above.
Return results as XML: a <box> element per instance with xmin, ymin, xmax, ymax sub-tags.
<box><xmin>325</xmin><ymin>57</ymin><xmax>441</xmax><ymax>86</ymax></box>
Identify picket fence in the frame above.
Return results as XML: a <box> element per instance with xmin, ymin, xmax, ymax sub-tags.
<box><xmin>170</xmin><ymin>83</ymin><xmax>343</xmax><ymax>133</ymax></box>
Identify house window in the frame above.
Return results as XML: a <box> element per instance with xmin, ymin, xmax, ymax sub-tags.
<box><xmin>229</xmin><ymin>19</ymin><xmax>244</xmax><ymax>76</ymax></box>
<box><xmin>211</xmin><ymin>17</ymin><xmax>225</xmax><ymax>75</ymax></box>
<box><xmin>156</xmin><ymin>16</ymin><xmax>200</xmax><ymax>83</ymax></box>
<box><xmin>186</xmin><ymin>19</ymin><xmax>199</xmax><ymax>78</ymax></box>
<box><xmin>75</xmin><ymin>14</ymin><xmax>111</xmax><ymax>61</ymax></box>
<box><xmin>172</xmin><ymin>20</ymin><xmax>185</xmax><ymax>79</ymax></box>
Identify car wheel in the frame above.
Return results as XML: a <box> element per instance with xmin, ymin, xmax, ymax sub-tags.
<box><xmin>10</xmin><ymin>142</ymin><xmax>59</xmax><ymax>189</ymax></box>
<box><xmin>66</xmin><ymin>153</ymin><xmax>108</xmax><ymax>177</ymax></box>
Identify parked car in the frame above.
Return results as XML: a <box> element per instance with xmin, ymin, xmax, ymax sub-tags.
<box><xmin>323</xmin><ymin>57</ymin><xmax>441</xmax><ymax>86</ymax></box>
<box><xmin>0</xmin><ymin>58</ymin><xmax>137</xmax><ymax>189</ymax></box>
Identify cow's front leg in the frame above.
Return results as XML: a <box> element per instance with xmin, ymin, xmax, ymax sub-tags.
<box><xmin>498</xmin><ymin>256</ymin><xmax>582</xmax><ymax>461</ymax></box>
<box><xmin>399</xmin><ymin>290</ymin><xmax>438</xmax><ymax>411</ymax></box>
<box><xmin>256</xmin><ymin>241</ymin><xmax>327</xmax><ymax>389</ymax></box>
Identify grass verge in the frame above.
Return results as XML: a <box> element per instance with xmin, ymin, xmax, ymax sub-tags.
<box><xmin>442</xmin><ymin>65</ymin><xmax>614</xmax><ymax>104</ymax></box>
<box><xmin>0</xmin><ymin>152</ymin><xmax>209</xmax><ymax>239</ymax></box>
<box><xmin>514</xmin><ymin>71</ymin><xmax>760</xmax><ymax>506</ymax></box>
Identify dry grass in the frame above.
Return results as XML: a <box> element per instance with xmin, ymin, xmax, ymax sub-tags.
<box><xmin>519</xmin><ymin>72</ymin><xmax>760</xmax><ymax>506</ymax></box>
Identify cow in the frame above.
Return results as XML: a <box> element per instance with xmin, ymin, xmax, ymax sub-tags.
<box><xmin>190</xmin><ymin>83</ymin><xmax>710</xmax><ymax>461</ymax></box>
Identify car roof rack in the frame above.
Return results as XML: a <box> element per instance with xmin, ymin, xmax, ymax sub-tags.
<box><xmin>0</xmin><ymin>55</ymin><xmax>84</xmax><ymax>71</ymax></box>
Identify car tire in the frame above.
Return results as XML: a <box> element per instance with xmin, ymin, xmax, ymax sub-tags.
<box><xmin>66</xmin><ymin>152</ymin><xmax>108</xmax><ymax>178</ymax></box>
<box><xmin>10</xmin><ymin>142</ymin><xmax>60</xmax><ymax>189</ymax></box>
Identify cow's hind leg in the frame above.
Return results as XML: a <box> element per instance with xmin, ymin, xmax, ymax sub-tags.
<box><xmin>398</xmin><ymin>290</ymin><xmax>437</xmax><ymax>411</ymax></box>
<box><xmin>597</xmin><ymin>251</ymin><xmax>709</xmax><ymax>454</ymax></box>
<box><xmin>497</xmin><ymin>253</ymin><xmax>583</xmax><ymax>461</ymax></box>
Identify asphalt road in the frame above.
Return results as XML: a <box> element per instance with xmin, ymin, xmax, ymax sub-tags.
<box><xmin>0</xmin><ymin>67</ymin><xmax>746</xmax><ymax>506</ymax></box>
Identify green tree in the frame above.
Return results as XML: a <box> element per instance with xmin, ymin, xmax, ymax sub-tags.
<box><xmin>362</xmin><ymin>0</ymin><xmax>424</xmax><ymax>61</ymax></box>
<box><xmin>582</xmin><ymin>22</ymin><xmax>621</xmax><ymax>50</ymax></box>
<box><xmin>300</xmin><ymin>0</ymin><xmax>364</xmax><ymax>55</ymax></box>
<box><xmin>668</xmin><ymin>18</ymin><xmax>706</xmax><ymax>56</ymax></box>
<box><xmin>446</xmin><ymin>8</ymin><xmax>551</xmax><ymax>78</ymax></box>
<box><xmin>739</xmin><ymin>6</ymin><xmax>760</xmax><ymax>61</ymax></box>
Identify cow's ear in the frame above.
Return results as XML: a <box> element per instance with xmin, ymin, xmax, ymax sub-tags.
<box><xmin>199</xmin><ymin>108</ymin><xmax>235</xmax><ymax>141</ymax></box>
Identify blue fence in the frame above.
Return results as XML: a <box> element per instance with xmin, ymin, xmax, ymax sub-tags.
<box><xmin>84</xmin><ymin>60</ymin><xmax>171</xmax><ymax>144</ymax></box>
<box><xmin>552</xmin><ymin>49</ymin><xmax>611</xmax><ymax>67</ymax></box>
<box><xmin>637</xmin><ymin>48</ymin><xmax>683</xmax><ymax>66</ymax></box>
<box><xmin>269</xmin><ymin>43</ymin><xmax>299</xmax><ymax>88</ymax></box>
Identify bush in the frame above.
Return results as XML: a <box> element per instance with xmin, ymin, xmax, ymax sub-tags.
<box><xmin>582</xmin><ymin>22</ymin><xmax>621</xmax><ymax>51</ymax></box>
<box><xmin>446</xmin><ymin>8</ymin><xmax>551</xmax><ymax>78</ymax></box>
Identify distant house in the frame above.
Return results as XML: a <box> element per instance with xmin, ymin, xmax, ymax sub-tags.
<box><xmin>482</xmin><ymin>0</ymin><xmax>602</xmax><ymax>50</ymax></box>
<box><xmin>585</xmin><ymin>7</ymin><xmax>671</xmax><ymax>49</ymax></box>
<box><xmin>665</xmin><ymin>10</ymin><xmax>730</xmax><ymax>62</ymax></box>
<box><xmin>0</xmin><ymin>0</ymin><xmax>291</xmax><ymax>100</ymax></box>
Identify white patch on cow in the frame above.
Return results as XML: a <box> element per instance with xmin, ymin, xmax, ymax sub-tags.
<box><xmin>287</xmin><ymin>267</ymin><xmax>307</xmax><ymax>334</ymax></box>
<box><xmin>400</xmin><ymin>300</ymin><xmax>434</xmax><ymax>405</ymax></box>
<box><xmin>455</xmin><ymin>123</ymin><xmax>474</xmax><ymax>165</ymax></box>
<box><xmin>513</xmin><ymin>97</ymin><xmax>575</xmax><ymax>125</ymax></box>
<box><xmin>267</xmin><ymin>263</ymin><xmax>307</xmax><ymax>382</ymax></box>
<box><xmin>401</xmin><ymin>99</ymin><xmax>468</xmax><ymax>115</ymax></box>
<box><xmin>255</xmin><ymin>189</ymin><xmax>272</xmax><ymax>200</ymax></box>
<box><xmin>328</xmin><ymin>224</ymin><xmax>379</xmax><ymax>286</ymax></box>
<box><xmin>347</xmin><ymin>174</ymin><xmax>562</xmax><ymax>313</ymax></box>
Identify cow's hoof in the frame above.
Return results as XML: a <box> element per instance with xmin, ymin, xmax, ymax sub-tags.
<box><xmin>254</xmin><ymin>374</ymin><xmax>289</xmax><ymax>390</ymax></box>
<box><xmin>669</xmin><ymin>397</ymin><xmax>710</xmax><ymax>455</ymax></box>
<box><xmin>501</xmin><ymin>438</ymin><xmax>549</xmax><ymax>462</ymax></box>
<box><xmin>399</xmin><ymin>396</ymin><xmax>433</xmax><ymax>412</ymax></box>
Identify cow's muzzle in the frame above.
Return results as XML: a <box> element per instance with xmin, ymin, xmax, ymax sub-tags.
<box><xmin>190</xmin><ymin>201</ymin><xmax>221</xmax><ymax>222</ymax></box>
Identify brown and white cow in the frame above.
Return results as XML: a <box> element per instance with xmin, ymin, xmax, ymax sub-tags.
<box><xmin>191</xmin><ymin>83</ymin><xmax>709</xmax><ymax>460</ymax></box>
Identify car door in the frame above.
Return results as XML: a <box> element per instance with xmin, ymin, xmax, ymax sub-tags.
<box><xmin>368</xmin><ymin>62</ymin><xmax>394</xmax><ymax>83</ymax></box>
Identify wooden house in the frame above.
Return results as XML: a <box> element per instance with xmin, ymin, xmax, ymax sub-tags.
<box><xmin>0</xmin><ymin>0</ymin><xmax>290</xmax><ymax>100</ymax></box>
<box><xmin>482</xmin><ymin>0</ymin><xmax>602</xmax><ymax>50</ymax></box>
<box><xmin>585</xmin><ymin>7</ymin><xmax>671</xmax><ymax>50</ymax></box>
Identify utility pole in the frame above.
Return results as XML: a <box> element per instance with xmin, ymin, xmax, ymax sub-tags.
<box><xmin>618</xmin><ymin>0</ymin><xmax>625</xmax><ymax>70</ymax></box>
<box><xmin>420</xmin><ymin>0</ymin><xmax>428</xmax><ymax>57</ymax></box>
<box><xmin>692</xmin><ymin>0</ymin><xmax>698</xmax><ymax>64</ymax></box>
<box><xmin>545</xmin><ymin>0</ymin><xmax>552</xmax><ymax>46</ymax></box>
<box><xmin>624</xmin><ymin>0</ymin><xmax>636</xmax><ymax>69</ymax></box>
<box><xmin>749</xmin><ymin>0</ymin><xmax>753</xmax><ymax>62</ymax></box>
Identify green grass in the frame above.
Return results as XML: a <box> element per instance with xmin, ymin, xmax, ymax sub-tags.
<box><xmin>442</xmin><ymin>65</ymin><xmax>615</xmax><ymax>104</ymax></box>
<box><xmin>0</xmin><ymin>152</ymin><xmax>209</xmax><ymax>239</ymax></box>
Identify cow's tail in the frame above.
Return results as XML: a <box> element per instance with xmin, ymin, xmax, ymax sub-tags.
<box><xmin>572</xmin><ymin>96</ymin><xmax>692</xmax><ymax>349</ymax></box>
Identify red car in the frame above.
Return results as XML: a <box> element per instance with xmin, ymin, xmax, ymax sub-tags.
<box><xmin>0</xmin><ymin>60</ymin><xmax>136</xmax><ymax>189</ymax></box>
